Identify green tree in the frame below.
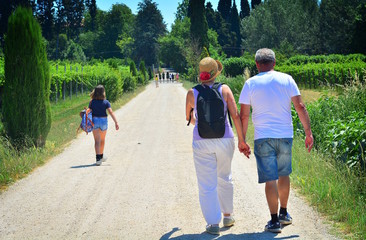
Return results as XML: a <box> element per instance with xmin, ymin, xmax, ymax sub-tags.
<box><xmin>62</xmin><ymin>0</ymin><xmax>84</xmax><ymax>39</ymax></box>
<box><xmin>99</xmin><ymin>4</ymin><xmax>134</xmax><ymax>59</ymax></box>
<box><xmin>139</xmin><ymin>60</ymin><xmax>147</xmax><ymax>83</ymax></box>
<box><xmin>205</xmin><ymin>2</ymin><xmax>217</xmax><ymax>30</ymax></box>
<box><xmin>242</xmin><ymin>0</ymin><xmax>321</xmax><ymax>55</ymax></box>
<box><xmin>85</xmin><ymin>0</ymin><xmax>97</xmax><ymax>31</ymax></box>
<box><xmin>158</xmin><ymin>17</ymin><xmax>190</xmax><ymax>73</ymax></box>
<box><xmin>175</xmin><ymin>0</ymin><xmax>189</xmax><ymax>21</ymax></box>
<box><xmin>63</xmin><ymin>40</ymin><xmax>86</xmax><ymax>62</ymax></box>
<box><xmin>188</xmin><ymin>0</ymin><xmax>209</xmax><ymax>49</ymax></box>
<box><xmin>353</xmin><ymin>3</ymin><xmax>366</xmax><ymax>54</ymax></box>
<box><xmin>129</xmin><ymin>61</ymin><xmax>137</xmax><ymax>76</ymax></box>
<box><xmin>36</xmin><ymin>0</ymin><xmax>54</xmax><ymax>40</ymax></box>
<box><xmin>320</xmin><ymin>0</ymin><xmax>363</xmax><ymax>54</ymax></box>
<box><xmin>240</xmin><ymin>0</ymin><xmax>250</xmax><ymax>19</ymax></box>
<box><xmin>3</xmin><ymin>7</ymin><xmax>51</xmax><ymax>147</ymax></box>
<box><xmin>229</xmin><ymin>0</ymin><xmax>241</xmax><ymax>56</ymax></box>
<box><xmin>218</xmin><ymin>0</ymin><xmax>231</xmax><ymax>21</ymax></box>
<box><xmin>251</xmin><ymin>0</ymin><xmax>261</xmax><ymax>10</ymax></box>
<box><xmin>0</xmin><ymin>0</ymin><xmax>35</xmax><ymax>46</ymax></box>
<box><xmin>133</xmin><ymin>0</ymin><xmax>166</xmax><ymax>67</ymax></box>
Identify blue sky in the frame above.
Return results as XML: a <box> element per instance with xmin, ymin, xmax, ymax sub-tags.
<box><xmin>96</xmin><ymin>0</ymin><xmax>244</xmax><ymax>31</ymax></box>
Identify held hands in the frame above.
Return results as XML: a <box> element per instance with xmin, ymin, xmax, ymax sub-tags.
<box><xmin>239</xmin><ymin>141</ymin><xmax>251</xmax><ymax>158</ymax></box>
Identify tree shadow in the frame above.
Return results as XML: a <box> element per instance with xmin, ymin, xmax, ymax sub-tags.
<box><xmin>160</xmin><ymin>227</ymin><xmax>300</xmax><ymax>240</ymax></box>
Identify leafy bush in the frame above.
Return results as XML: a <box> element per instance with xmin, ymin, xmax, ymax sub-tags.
<box><xmin>222</xmin><ymin>57</ymin><xmax>256</xmax><ymax>77</ymax></box>
<box><xmin>293</xmin><ymin>83</ymin><xmax>366</xmax><ymax>170</ymax></box>
<box><xmin>102</xmin><ymin>72</ymin><xmax>123</xmax><ymax>102</ymax></box>
<box><xmin>122</xmin><ymin>72</ymin><xmax>137</xmax><ymax>92</ymax></box>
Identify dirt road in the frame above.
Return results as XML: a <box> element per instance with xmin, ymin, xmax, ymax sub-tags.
<box><xmin>0</xmin><ymin>83</ymin><xmax>338</xmax><ymax>239</ymax></box>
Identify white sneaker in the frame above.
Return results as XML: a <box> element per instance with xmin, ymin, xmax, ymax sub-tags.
<box><xmin>96</xmin><ymin>159</ymin><xmax>102</xmax><ymax>166</ymax></box>
<box><xmin>223</xmin><ymin>216</ymin><xmax>235</xmax><ymax>227</ymax></box>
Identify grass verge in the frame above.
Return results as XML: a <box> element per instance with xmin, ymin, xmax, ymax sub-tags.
<box><xmin>0</xmin><ymin>86</ymin><xmax>146</xmax><ymax>190</ymax></box>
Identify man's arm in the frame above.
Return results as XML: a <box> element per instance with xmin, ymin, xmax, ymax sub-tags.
<box><xmin>291</xmin><ymin>95</ymin><xmax>314</xmax><ymax>152</ymax></box>
<box><xmin>239</xmin><ymin>104</ymin><xmax>251</xmax><ymax>142</ymax></box>
<box><xmin>223</xmin><ymin>86</ymin><xmax>250</xmax><ymax>157</ymax></box>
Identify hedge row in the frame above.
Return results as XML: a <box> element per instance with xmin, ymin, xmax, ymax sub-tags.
<box><xmin>49</xmin><ymin>62</ymin><xmax>144</xmax><ymax>102</ymax></box>
<box><xmin>276</xmin><ymin>61</ymin><xmax>366</xmax><ymax>88</ymax></box>
<box><xmin>284</xmin><ymin>54</ymin><xmax>366</xmax><ymax>65</ymax></box>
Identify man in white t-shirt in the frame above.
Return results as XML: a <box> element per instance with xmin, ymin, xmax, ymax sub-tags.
<box><xmin>239</xmin><ymin>48</ymin><xmax>314</xmax><ymax>233</ymax></box>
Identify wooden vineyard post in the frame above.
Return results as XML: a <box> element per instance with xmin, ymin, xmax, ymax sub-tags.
<box><xmin>69</xmin><ymin>65</ymin><xmax>72</xmax><ymax>100</ymax></box>
<box><xmin>63</xmin><ymin>65</ymin><xmax>66</xmax><ymax>100</ymax></box>
<box><xmin>75</xmin><ymin>66</ymin><xmax>78</xmax><ymax>97</ymax></box>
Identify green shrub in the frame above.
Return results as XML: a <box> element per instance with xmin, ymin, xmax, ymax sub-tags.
<box><xmin>129</xmin><ymin>61</ymin><xmax>137</xmax><ymax>76</ymax></box>
<box><xmin>293</xmin><ymin>84</ymin><xmax>366</xmax><ymax>171</ymax></box>
<box><xmin>122</xmin><ymin>72</ymin><xmax>136</xmax><ymax>92</ymax></box>
<box><xmin>3</xmin><ymin>7</ymin><xmax>51</xmax><ymax>147</ymax></box>
<box><xmin>222</xmin><ymin>57</ymin><xmax>256</xmax><ymax>77</ymax></box>
<box><xmin>101</xmin><ymin>72</ymin><xmax>123</xmax><ymax>102</ymax></box>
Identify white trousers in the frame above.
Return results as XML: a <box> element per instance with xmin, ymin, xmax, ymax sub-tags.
<box><xmin>192</xmin><ymin>138</ymin><xmax>235</xmax><ymax>225</ymax></box>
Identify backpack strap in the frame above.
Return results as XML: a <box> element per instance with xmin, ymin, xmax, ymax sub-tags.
<box><xmin>187</xmin><ymin>85</ymin><xmax>204</xmax><ymax>126</ymax></box>
<box><xmin>212</xmin><ymin>83</ymin><xmax>233</xmax><ymax>127</ymax></box>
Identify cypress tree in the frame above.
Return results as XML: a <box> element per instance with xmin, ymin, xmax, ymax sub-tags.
<box><xmin>230</xmin><ymin>0</ymin><xmax>241</xmax><ymax>56</ymax></box>
<box><xmin>3</xmin><ymin>7</ymin><xmax>51</xmax><ymax>147</ymax></box>
<box><xmin>218</xmin><ymin>0</ymin><xmax>232</xmax><ymax>21</ymax></box>
<box><xmin>240</xmin><ymin>0</ymin><xmax>250</xmax><ymax>19</ymax></box>
<box><xmin>251</xmin><ymin>0</ymin><xmax>261</xmax><ymax>10</ymax></box>
<box><xmin>188</xmin><ymin>0</ymin><xmax>209</xmax><ymax>49</ymax></box>
<box><xmin>130</xmin><ymin>61</ymin><xmax>137</xmax><ymax>76</ymax></box>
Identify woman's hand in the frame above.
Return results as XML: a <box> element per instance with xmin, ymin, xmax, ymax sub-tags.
<box><xmin>239</xmin><ymin>141</ymin><xmax>251</xmax><ymax>158</ymax></box>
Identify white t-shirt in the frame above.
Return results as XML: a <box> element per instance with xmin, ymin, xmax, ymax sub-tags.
<box><xmin>239</xmin><ymin>70</ymin><xmax>300</xmax><ymax>140</ymax></box>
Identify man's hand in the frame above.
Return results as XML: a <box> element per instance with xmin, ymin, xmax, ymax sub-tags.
<box><xmin>239</xmin><ymin>142</ymin><xmax>251</xmax><ymax>158</ymax></box>
<box><xmin>305</xmin><ymin>134</ymin><xmax>314</xmax><ymax>152</ymax></box>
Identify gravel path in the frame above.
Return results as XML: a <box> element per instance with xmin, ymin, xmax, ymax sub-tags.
<box><xmin>0</xmin><ymin>82</ymin><xmax>339</xmax><ymax>239</ymax></box>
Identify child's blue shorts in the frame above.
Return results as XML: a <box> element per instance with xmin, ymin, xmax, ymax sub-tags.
<box><xmin>92</xmin><ymin>117</ymin><xmax>108</xmax><ymax>131</ymax></box>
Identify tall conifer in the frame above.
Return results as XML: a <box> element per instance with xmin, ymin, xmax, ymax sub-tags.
<box><xmin>240</xmin><ymin>0</ymin><xmax>250</xmax><ymax>19</ymax></box>
<box><xmin>218</xmin><ymin>0</ymin><xmax>232</xmax><ymax>21</ymax></box>
<box><xmin>3</xmin><ymin>7</ymin><xmax>51</xmax><ymax>147</ymax></box>
<box><xmin>251</xmin><ymin>0</ymin><xmax>261</xmax><ymax>10</ymax></box>
<box><xmin>188</xmin><ymin>0</ymin><xmax>209</xmax><ymax>49</ymax></box>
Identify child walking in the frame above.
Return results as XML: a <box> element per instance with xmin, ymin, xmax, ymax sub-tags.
<box><xmin>89</xmin><ymin>85</ymin><xmax>119</xmax><ymax>166</ymax></box>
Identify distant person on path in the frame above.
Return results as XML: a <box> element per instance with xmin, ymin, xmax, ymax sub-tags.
<box><xmin>89</xmin><ymin>85</ymin><xmax>119</xmax><ymax>166</ymax></box>
<box><xmin>239</xmin><ymin>48</ymin><xmax>313</xmax><ymax>233</ymax></box>
<box><xmin>185</xmin><ymin>57</ymin><xmax>250</xmax><ymax>235</ymax></box>
<box><xmin>176</xmin><ymin>73</ymin><xmax>179</xmax><ymax>82</ymax></box>
<box><xmin>155</xmin><ymin>74</ymin><xmax>159</xmax><ymax>88</ymax></box>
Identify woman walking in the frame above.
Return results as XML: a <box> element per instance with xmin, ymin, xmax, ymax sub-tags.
<box><xmin>89</xmin><ymin>85</ymin><xmax>119</xmax><ymax>166</ymax></box>
<box><xmin>185</xmin><ymin>57</ymin><xmax>250</xmax><ymax>235</ymax></box>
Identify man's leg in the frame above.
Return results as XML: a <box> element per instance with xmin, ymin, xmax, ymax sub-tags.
<box><xmin>265</xmin><ymin>180</ymin><xmax>279</xmax><ymax>215</ymax></box>
<box><xmin>278</xmin><ymin>176</ymin><xmax>290</xmax><ymax>209</ymax></box>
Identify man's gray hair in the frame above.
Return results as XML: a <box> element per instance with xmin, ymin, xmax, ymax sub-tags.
<box><xmin>255</xmin><ymin>48</ymin><xmax>276</xmax><ymax>63</ymax></box>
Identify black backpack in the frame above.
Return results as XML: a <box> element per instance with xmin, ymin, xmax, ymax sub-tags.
<box><xmin>188</xmin><ymin>82</ymin><xmax>231</xmax><ymax>138</ymax></box>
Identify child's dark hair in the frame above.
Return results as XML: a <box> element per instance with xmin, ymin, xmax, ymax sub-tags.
<box><xmin>90</xmin><ymin>85</ymin><xmax>106</xmax><ymax>100</ymax></box>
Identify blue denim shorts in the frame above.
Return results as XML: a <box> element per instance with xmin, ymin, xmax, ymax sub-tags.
<box><xmin>92</xmin><ymin>117</ymin><xmax>108</xmax><ymax>131</ymax></box>
<box><xmin>254</xmin><ymin>138</ymin><xmax>293</xmax><ymax>183</ymax></box>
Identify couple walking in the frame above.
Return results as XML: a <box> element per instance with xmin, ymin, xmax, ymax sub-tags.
<box><xmin>185</xmin><ymin>48</ymin><xmax>314</xmax><ymax>235</ymax></box>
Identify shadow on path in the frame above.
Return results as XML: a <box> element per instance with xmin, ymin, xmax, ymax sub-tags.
<box><xmin>70</xmin><ymin>163</ymin><xmax>98</xmax><ymax>168</ymax></box>
<box><xmin>160</xmin><ymin>227</ymin><xmax>300</xmax><ymax>240</ymax></box>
